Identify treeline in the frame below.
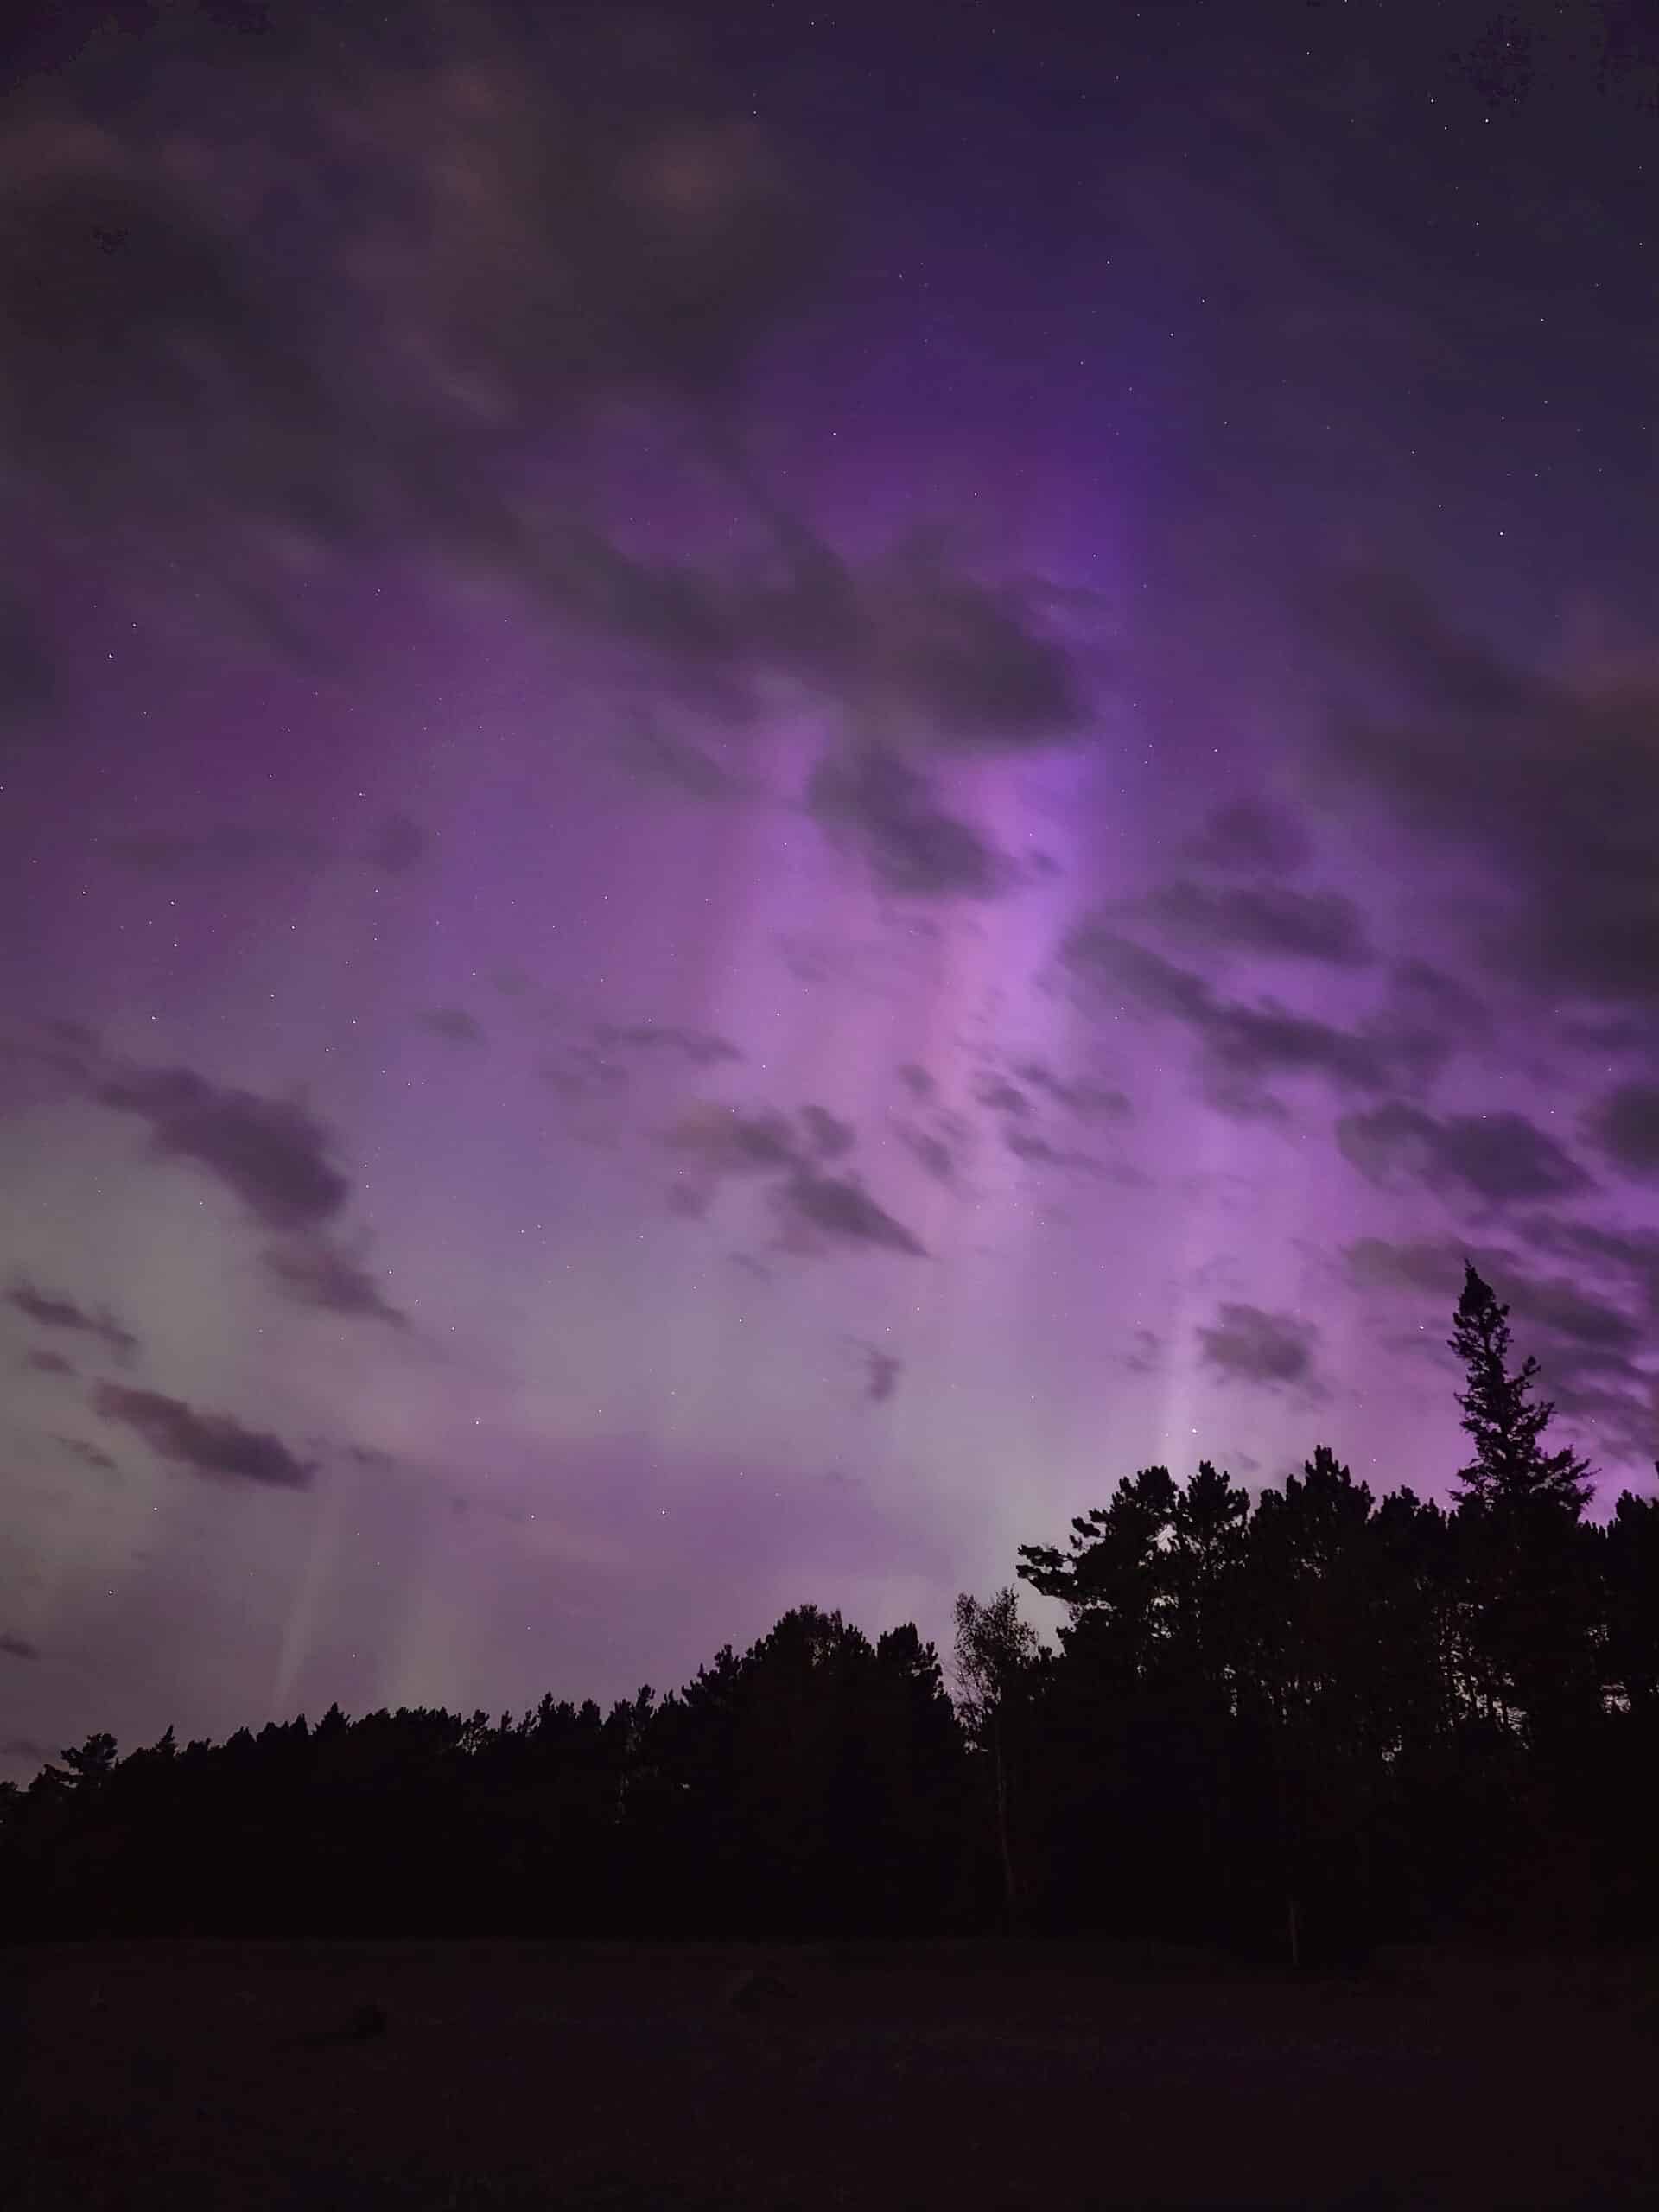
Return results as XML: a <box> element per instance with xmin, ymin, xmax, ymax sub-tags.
<box><xmin>3</xmin><ymin>1267</ymin><xmax>1656</xmax><ymax>1959</ymax></box>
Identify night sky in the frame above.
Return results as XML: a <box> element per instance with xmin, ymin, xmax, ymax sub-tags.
<box><xmin>4</xmin><ymin>0</ymin><xmax>1659</xmax><ymax>1772</ymax></box>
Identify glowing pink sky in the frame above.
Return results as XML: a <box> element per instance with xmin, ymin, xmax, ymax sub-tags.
<box><xmin>3</xmin><ymin>1</ymin><xmax>1659</xmax><ymax>1770</ymax></box>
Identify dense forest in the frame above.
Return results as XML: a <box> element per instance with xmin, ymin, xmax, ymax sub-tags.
<box><xmin>5</xmin><ymin>1266</ymin><xmax>1656</xmax><ymax>1962</ymax></box>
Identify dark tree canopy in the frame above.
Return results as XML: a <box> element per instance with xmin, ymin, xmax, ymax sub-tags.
<box><xmin>3</xmin><ymin>1267</ymin><xmax>1655</xmax><ymax>1961</ymax></box>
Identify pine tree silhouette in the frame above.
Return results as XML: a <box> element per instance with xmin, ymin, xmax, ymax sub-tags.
<box><xmin>1449</xmin><ymin>1262</ymin><xmax>1593</xmax><ymax>1517</ymax></box>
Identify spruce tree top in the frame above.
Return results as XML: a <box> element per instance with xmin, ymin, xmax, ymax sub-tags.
<box><xmin>1449</xmin><ymin>1262</ymin><xmax>1593</xmax><ymax>1517</ymax></box>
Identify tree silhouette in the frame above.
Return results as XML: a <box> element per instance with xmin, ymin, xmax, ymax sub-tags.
<box><xmin>952</xmin><ymin>1587</ymin><xmax>1042</xmax><ymax>1932</ymax></box>
<box><xmin>1448</xmin><ymin>1262</ymin><xmax>1601</xmax><ymax>1758</ymax></box>
<box><xmin>3</xmin><ymin>1265</ymin><xmax>1655</xmax><ymax>1955</ymax></box>
<box><xmin>1450</xmin><ymin>1261</ymin><xmax>1593</xmax><ymax>1517</ymax></box>
<box><xmin>1601</xmin><ymin>1484</ymin><xmax>1659</xmax><ymax>1713</ymax></box>
<box><xmin>54</xmin><ymin>1732</ymin><xmax>119</xmax><ymax>1789</ymax></box>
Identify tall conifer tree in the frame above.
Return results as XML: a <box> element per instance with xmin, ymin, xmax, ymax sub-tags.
<box><xmin>1449</xmin><ymin>1262</ymin><xmax>1592</xmax><ymax>1517</ymax></box>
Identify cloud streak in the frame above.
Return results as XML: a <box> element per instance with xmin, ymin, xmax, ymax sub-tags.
<box><xmin>420</xmin><ymin>1007</ymin><xmax>486</xmax><ymax>1048</ymax></box>
<box><xmin>597</xmin><ymin>1022</ymin><xmax>742</xmax><ymax>1068</ymax></box>
<box><xmin>664</xmin><ymin>1097</ymin><xmax>926</xmax><ymax>1255</ymax></box>
<box><xmin>94</xmin><ymin>1384</ymin><xmax>314</xmax><ymax>1490</ymax></box>
<box><xmin>0</xmin><ymin>8</ymin><xmax>1096</xmax><ymax>846</ymax></box>
<box><xmin>1186</xmin><ymin>797</ymin><xmax>1313</xmax><ymax>876</ymax></box>
<box><xmin>1136</xmin><ymin>879</ymin><xmax>1374</xmax><ymax>968</ymax></box>
<box><xmin>1197</xmin><ymin>1303</ymin><xmax>1320</xmax><ymax>1390</ymax></box>
<box><xmin>6</xmin><ymin>1281</ymin><xmax>137</xmax><ymax>1363</ymax></box>
<box><xmin>1587</xmin><ymin>1082</ymin><xmax>1659</xmax><ymax>1179</ymax></box>
<box><xmin>261</xmin><ymin>1236</ymin><xmax>410</xmax><ymax>1332</ymax></box>
<box><xmin>807</xmin><ymin>745</ymin><xmax>1006</xmax><ymax>899</ymax></box>
<box><xmin>1061</xmin><ymin>926</ymin><xmax>1425</xmax><ymax>1113</ymax></box>
<box><xmin>1318</xmin><ymin>567</ymin><xmax>1659</xmax><ymax>1020</ymax></box>
<box><xmin>95</xmin><ymin>1064</ymin><xmax>350</xmax><ymax>1230</ymax></box>
<box><xmin>1338</xmin><ymin>1101</ymin><xmax>1591</xmax><ymax>1207</ymax></box>
<box><xmin>776</xmin><ymin>1168</ymin><xmax>926</xmax><ymax>1257</ymax></box>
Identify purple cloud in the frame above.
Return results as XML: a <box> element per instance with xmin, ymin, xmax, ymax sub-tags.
<box><xmin>95</xmin><ymin>1385</ymin><xmax>314</xmax><ymax>1490</ymax></box>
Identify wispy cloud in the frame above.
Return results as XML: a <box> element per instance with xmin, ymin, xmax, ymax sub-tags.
<box><xmin>596</xmin><ymin>1021</ymin><xmax>742</xmax><ymax>1068</ymax></box>
<box><xmin>851</xmin><ymin>1341</ymin><xmax>904</xmax><ymax>1403</ymax></box>
<box><xmin>1062</xmin><ymin>926</ymin><xmax>1420</xmax><ymax>1114</ymax></box>
<box><xmin>1338</xmin><ymin>1101</ymin><xmax>1590</xmax><ymax>1206</ymax></box>
<box><xmin>261</xmin><ymin>1235</ymin><xmax>410</xmax><ymax>1332</ymax></box>
<box><xmin>776</xmin><ymin>1168</ymin><xmax>926</xmax><ymax>1256</ymax></box>
<box><xmin>95</xmin><ymin>1063</ymin><xmax>350</xmax><ymax>1230</ymax></box>
<box><xmin>22</xmin><ymin>1348</ymin><xmax>76</xmax><ymax>1376</ymax></box>
<box><xmin>95</xmin><ymin>1385</ymin><xmax>315</xmax><ymax>1490</ymax></box>
<box><xmin>1198</xmin><ymin>1302</ymin><xmax>1320</xmax><ymax>1390</ymax></box>
<box><xmin>6</xmin><ymin>1281</ymin><xmax>137</xmax><ymax>1363</ymax></box>
<box><xmin>1135</xmin><ymin>878</ymin><xmax>1374</xmax><ymax>968</ymax></box>
<box><xmin>1586</xmin><ymin>1081</ymin><xmax>1659</xmax><ymax>1179</ymax></box>
<box><xmin>420</xmin><ymin>1007</ymin><xmax>486</xmax><ymax>1047</ymax></box>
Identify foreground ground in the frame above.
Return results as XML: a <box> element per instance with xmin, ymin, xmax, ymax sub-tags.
<box><xmin>4</xmin><ymin>1936</ymin><xmax>1657</xmax><ymax>2208</ymax></box>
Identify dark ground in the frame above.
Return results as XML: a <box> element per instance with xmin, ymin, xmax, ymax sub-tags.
<box><xmin>4</xmin><ymin>1937</ymin><xmax>1657</xmax><ymax>2208</ymax></box>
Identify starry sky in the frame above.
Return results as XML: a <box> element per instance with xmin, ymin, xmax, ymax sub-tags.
<box><xmin>4</xmin><ymin>0</ymin><xmax>1659</xmax><ymax>1771</ymax></box>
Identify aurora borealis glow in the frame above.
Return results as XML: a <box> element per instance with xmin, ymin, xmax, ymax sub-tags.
<box><xmin>4</xmin><ymin>0</ymin><xmax>1659</xmax><ymax>1770</ymax></box>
